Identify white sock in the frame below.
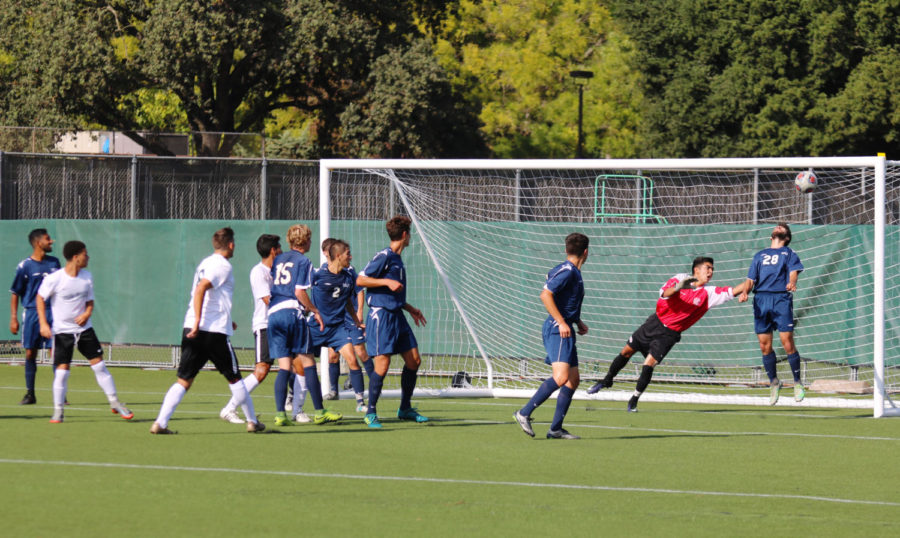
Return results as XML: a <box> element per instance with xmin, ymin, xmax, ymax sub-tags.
<box><xmin>53</xmin><ymin>369</ymin><xmax>70</xmax><ymax>408</ymax></box>
<box><xmin>293</xmin><ymin>373</ymin><xmax>308</xmax><ymax>412</ymax></box>
<box><xmin>229</xmin><ymin>381</ymin><xmax>257</xmax><ymax>423</ymax></box>
<box><xmin>90</xmin><ymin>361</ymin><xmax>118</xmax><ymax>404</ymax></box>
<box><xmin>224</xmin><ymin>374</ymin><xmax>260</xmax><ymax>413</ymax></box>
<box><xmin>156</xmin><ymin>383</ymin><xmax>187</xmax><ymax>428</ymax></box>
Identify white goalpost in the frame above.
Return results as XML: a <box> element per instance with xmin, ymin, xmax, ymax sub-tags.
<box><xmin>320</xmin><ymin>157</ymin><xmax>899</xmax><ymax>417</ymax></box>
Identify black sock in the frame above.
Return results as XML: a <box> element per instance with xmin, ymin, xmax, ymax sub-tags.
<box><xmin>605</xmin><ymin>354</ymin><xmax>630</xmax><ymax>384</ymax></box>
<box><xmin>635</xmin><ymin>365</ymin><xmax>655</xmax><ymax>394</ymax></box>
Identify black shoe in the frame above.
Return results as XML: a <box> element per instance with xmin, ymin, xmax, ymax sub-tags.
<box><xmin>546</xmin><ymin>428</ymin><xmax>580</xmax><ymax>440</ymax></box>
<box><xmin>626</xmin><ymin>396</ymin><xmax>639</xmax><ymax>412</ymax></box>
<box><xmin>586</xmin><ymin>379</ymin><xmax>610</xmax><ymax>394</ymax></box>
<box><xmin>19</xmin><ymin>392</ymin><xmax>36</xmax><ymax>405</ymax></box>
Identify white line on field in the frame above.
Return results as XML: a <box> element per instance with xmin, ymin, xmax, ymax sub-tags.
<box><xmin>1</xmin><ymin>458</ymin><xmax>897</xmax><ymax>507</ymax></box>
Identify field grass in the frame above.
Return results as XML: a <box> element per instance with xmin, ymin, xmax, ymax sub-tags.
<box><xmin>1</xmin><ymin>363</ymin><xmax>899</xmax><ymax>537</ymax></box>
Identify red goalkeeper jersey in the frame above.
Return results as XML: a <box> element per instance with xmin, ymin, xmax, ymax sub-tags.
<box><xmin>655</xmin><ymin>273</ymin><xmax>735</xmax><ymax>333</ymax></box>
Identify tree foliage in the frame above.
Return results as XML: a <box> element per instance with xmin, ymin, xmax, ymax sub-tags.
<box><xmin>609</xmin><ymin>0</ymin><xmax>900</xmax><ymax>157</ymax></box>
<box><xmin>0</xmin><ymin>0</ymin><xmax>480</xmax><ymax>157</ymax></box>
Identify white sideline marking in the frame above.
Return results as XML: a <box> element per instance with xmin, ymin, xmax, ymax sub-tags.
<box><xmin>1</xmin><ymin>458</ymin><xmax>898</xmax><ymax>507</ymax></box>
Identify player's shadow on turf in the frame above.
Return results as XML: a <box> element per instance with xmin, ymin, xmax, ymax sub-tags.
<box><xmin>612</xmin><ymin>433</ymin><xmax>730</xmax><ymax>441</ymax></box>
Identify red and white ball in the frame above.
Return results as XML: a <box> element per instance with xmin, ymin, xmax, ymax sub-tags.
<box><xmin>795</xmin><ymin>171</ymin><xmax>817</xmax><ymax>193</ymax></box>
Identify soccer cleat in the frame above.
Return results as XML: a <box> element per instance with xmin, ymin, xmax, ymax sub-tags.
<box><xmin>313</xmin><ymin>409</ymin><xmax>343</xmax><ymax>425</ymax></box>
<box><xmin>323</xmin><ymin>390</ymin><xmax>338</xmax><ymax>401</ymax></box>
<box><xmin>397</xmin><ymin>407</ymin><xmax>429</xmax><ymax>423</ymax></box>
<box><xmin>793</xmin><ymin>383</ymin><xmax>806</xmax><ymax>402</ymax></box>
<box><xmin>586</xmin><ymin>379</ymin><xmax>610</xmax><ymax>394</ymax></box>
<box><xmin>626</xmin><ymin>396</ymin><xmax>639</xmax><ymax>412</ymax></box>
<box><xmin>150</xmin><ymin>422</ymin><xmax>176</xmax><ymax>435</ymax></box>
<box><xmin>19</xmin><ymin>392</ymin><xmax>36</xmax><ymax>405</ymax></box>
<box><xmin>513</xmin><ymin>411</ymin><xmax>535</xmax><ymax>437</ymax></box>
<box><xmin>273</xmin><ymin>412</ymin><xmax>292</xmax><ymax>427</ymax></box>
<box><xmin>769</xmin><ymin>378</ymin><xmax>782</xmax><ymax>406</ymax></box>
<box><xmin>356</xmin><ymin>401</ymin><xmax>367</xmax><ymax>413</ymax></box>
<box><xmin>284</xmin><ymin>397</ymin><xmax>293</xmax><ymax>413</ymax></box>
<box><xmin>292</xmin><ymin>412</ymin><xmax>311</xmax><ymax>423</ymax></box>
<box><xmin>111</xmin><ymin>402</ymin><xmax>134</xmax><ymax>420</ymax></box>
<box><xmin>49</xmin><ymin>408</ymin><xmax>64</xmax><ymax>423</ymax></box>
<box><xmin>219</xmin><ymin>407</ymin><xmax>244</xmax><ymax>424</ymax></box>
<box><xmin>247</xmin><ymin>419</ymin><xmax>266</xmax><ymax>433</ymax></box>
<box><xmin>546</xmin><ymin>428</ymin><xmax>580</xmax><ymax>440</ymax></box>
<box><xmin>364</xmin><ymin>413</ymin><xmax>383</xmax><ymax>429</ymax></box>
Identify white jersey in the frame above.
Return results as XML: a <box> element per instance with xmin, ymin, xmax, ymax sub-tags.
<box><xmin>37</xmin><ymin>268</ymin><xmax>95</xmax><ymax>334</ymax></box>
<box><xmin>249</xmin><ymin>261</ymin><xmax>272</xmax><ymax>332</ymax></box>
<box><xmin>183</xmin><ymin>253</ymin><xmax>234</xmax><ymax>335</ymax></box>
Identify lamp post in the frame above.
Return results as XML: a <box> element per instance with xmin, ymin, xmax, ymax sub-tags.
<box><xmin>569</xmin><ymin>70</ymin><xmax>594</xmax><ymax>158</ymax></box>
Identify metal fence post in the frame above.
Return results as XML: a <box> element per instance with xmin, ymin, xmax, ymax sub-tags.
<box><xmin>130</xmin><ymin>155</ymin><xmax>138</xmax><ymax>219</ymax></box>
<box><xmin>260</xmin><ymin>158</ymin><xmax>267</xmax><ymax>220</ymax></box>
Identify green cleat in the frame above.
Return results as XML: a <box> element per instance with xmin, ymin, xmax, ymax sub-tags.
<box><xmin>273</xmin><ymin>412</ymin><xmax>292</xmax><ymax>427</ymax></box>
<box><xmin>313</xmin><ymin>409</ymin><xmax>343</xmax><ymax>425</ymax></box>
<box><xmin>794</xmin><ymin>383</ymin><xmax>806</xmax><ymax>402</ymax></box>
<box><xmin>769</xmin><ymin>378</ymin><xmax>782</xmax><ymax>406</ymax></box>
<box><xmin>364</xmin><ymin>413</ymin><xmax>382</xmax><ymax>429</ymax></box>
<box><xmin>397</xmin><ymin>407</ymin><xmax>429</xmax><ymax>423</ymax></box>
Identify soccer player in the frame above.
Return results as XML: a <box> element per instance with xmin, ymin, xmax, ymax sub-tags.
<box><xmin>268</xmin><ymin>224</ymin><xmax>342</xmax><ymax>427</ymax></box>
<box><xmin>218</xmin><ymin>234</ymin><xmax>297</xmax><ymax>423</ymax></box>
<box><xmin>307</xmin><ymin>239</ymin><xmax>367</xmax><ymax>412</ymax></box>
<box><xmin>513</xmin><ymin>233</ymin><xmax>589</xmax><ymax>440</ymax></box>
<box><xmin>9</xmin><ymin>228</ymin><xmax>60</xmax><ymax>405</ymax></box>
<box><xmin>35</xmin><ymin>241</ymin><xmax>132</xmax><ymax>424</ymax></box>
<box><xmin>586</xmin><ymin>256</ymin><xmax>749</xmax><ymax>411</ymax></box>
<box><xmin>738</xmin><ymin>223</ymin><xmax>805</xmax><ymax>405</ymax></box>
<box><xmin>356</xmin><ymin>215</ymin><xmax>429</xmax><ymax>429</ymax></box>
<box><xmin>150</xmin><ymin>228</ymin><xmax>263</xmax><ymax>434</ymax></box>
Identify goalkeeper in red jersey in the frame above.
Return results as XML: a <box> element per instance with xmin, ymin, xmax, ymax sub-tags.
<box><xmin>586</xmin><ymin>256</ymin><xmax>749</xmax><ymax>411</ymax></box>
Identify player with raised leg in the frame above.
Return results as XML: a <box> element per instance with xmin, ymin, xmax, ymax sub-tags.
<box><xmin>514</xmin><ymin>233</ymin><xmax>589</xmax><ymax>440</ymax></box>
<box><xmin>738</xmin><ymin>223</ymin><xmax>805</xmax><ymax>405</ymax></box>
<box><xmin>356</xmin><ymin>216</ymin><xmax>428</xmax><ymax>428</ymax></box>
<box><xmin>9</xmin><ymin>228</ymin><xmax>60</xmax><ymax>405</ymax></box>
<box><xmin>586</xmin><ymin>257</ymin><xmax>748</xmax><ymax>411</ymax></box>
<box><xmin>36</xmin><ymin>241</ymin><xmax>132</xmax><ymax>423</ymax></box>
<box><xmin>150</xmin><ymin>228</ymin><xmax>263</xmax><ymax>434</ymax></box>
<box><xmin>268</xmin><ymin>224</ymin><xmax>341</xmax><ymax>427</ymax></box>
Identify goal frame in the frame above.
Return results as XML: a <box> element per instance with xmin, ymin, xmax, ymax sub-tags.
<box><xmin>320</xmin><ymin>156</ymin><xmax>895</xmax><ymax>417</ymax></box>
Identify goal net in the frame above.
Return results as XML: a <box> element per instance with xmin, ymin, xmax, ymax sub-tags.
<box><xmin>321</xmin><ymin>157</ymin><xmax>899</xmax><ymax>417</ymax></box>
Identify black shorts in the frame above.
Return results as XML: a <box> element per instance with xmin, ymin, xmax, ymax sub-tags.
<box><xmin>254</xmin><ymin>328</ymin><xmax>273</xmax><ymax>365</ymax></box>
<box><xmin>627</xmin><ymin>314</ymin><xmax>682</xmax><ymax>363</ymax></box>
<box><xmin>53</xmin><ymin>328</ymin><xmax>104</xmax><ymax>366</ymax></box>
<box><xmin>177</xmin><ymin>328</ymin><xmax>241</xmax><ymax>382</ymax></box>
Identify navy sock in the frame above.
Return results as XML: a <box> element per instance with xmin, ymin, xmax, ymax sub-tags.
<box><xmin>362</xmin><ymin>358</ymin><xmax>374</xmax><ymax>378</ymax></box>
<box><xmin>304</xmin><ymin>366</ymin><xmax>324</xmax><ymax>411</ymax></box>
<box><xmin>787</xmin><ymin>352</ymin><xmax>802</xmax><ymax>382</ymax></box>
<box><xmin>635</xmin><ymin>365</ymin><xmax>654</xmax><ymax>394</ymax></box>
<box><xmin>550</xmin><ymin>385</ymin><xmax>575</xmax><ymax>431</ymax></box>
<box><xmin>400</xmin><ymin>367</ymin><xmax>417</xmax><ymax>410</ymax></box>
<box><xmin>605</xmin><ymin>354</ymin><xmax>629</xmax><ymax>384</ymax></box>
<box><xmin>368</xmin><ymin>371</ymin><xmax>385</xmax><ymax>415</ymax></box>
<box><xmin>328</xmin><ymin>362</ymin><xmax>340</xmax><ymax>393</ymax></box>
<box><xmin>762</xmin><ymin>352</ymin><xmax>778</xmax><ymax>381</ymax></box>
<box><xmin>349</xmin><ymin>369</ymin><xmax>364</xmax><ymax>396</ymax></box>
<box><xmin>25</xmin><ymin>358</ymin><xmax>37</xmax><ymax>393</ymax></box>
<box><xmin>520</xmin><ymin>377</ymin><xmax>560</xmax><ymax>417</ymax></box>
<box><xmin>274</xmin><ymin>369</ymin><xmax>290</xmax><ymax>412</ymax></box>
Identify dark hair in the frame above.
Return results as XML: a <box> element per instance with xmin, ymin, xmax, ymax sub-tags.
<box><xmin>328</xmin><ymin>239</ymin><xmax>350</xmax><ymax>260</ymax></box>
<box><xmin>212</xmin><ymin>227</ymin><xmax>235</xmax><ymax>250</ymax></box>
<box><xmin>63</xmin><ymin>240</ymin><xmax>86</xmax><ymax>260</ymax></box>
<box><xmin>321</xmin><ymin>237</ymin><xmax>337</xmax><ymax>255</ymax></box>
<box><xmin>565</xmin><ymin>233</ymin><xmax>589</xmax><ymax>256</ymax></box>
<box><xmin>28</xmin><ymin>228</ymin><xmax>48</xmax><ymax>245</ymax></box>
<box><xmin>386</xmin><ymin>215</ymin><xmax>412</xmax><ymax>241</ymax></box>
<box><xmin>773</xmin><ymin>222</ymin><xmax>792</xmax><ymax>246</ymax></box>
<box><xmin>256</xmin><ymin>234</ymin><xmax>280</xmax><ymax>258</ymax></box>
<box><xmin>692</xmin><ymin>256</ymin><xmax>714</xmax><ymax>272</ymax></box>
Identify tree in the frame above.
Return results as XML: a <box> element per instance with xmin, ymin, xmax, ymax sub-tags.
<box><xmin>432</xmin><ymin>0</ymin><xmax>645</xmax><ymax>158</ymax></box>
<box><xmin>0</xmin><ymin>0</ymin><xmax>479</xmax><ymax>157</ymax></box>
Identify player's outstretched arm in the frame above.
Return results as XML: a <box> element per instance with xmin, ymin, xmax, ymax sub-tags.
<box><xmin>736</xmin><ymin>278</ymin><xmax>753</xmax><ymax>301</ymax></box>
<box><xmin>662</xmin><ymin>276</ymin><xmax>697</xmax><ymax>298</ymax></box>
<box><xmin>357</xmin><ymin>274</ymin><xmax>403</xmax><ymax>292</ymax></box>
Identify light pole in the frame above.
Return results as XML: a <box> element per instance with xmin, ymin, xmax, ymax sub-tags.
<box><xmin>569</xmin><ymin>70</ymin><xmax>594</xmax><ymax>158</ymax></box>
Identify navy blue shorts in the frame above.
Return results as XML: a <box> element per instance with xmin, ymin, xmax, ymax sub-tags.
<box><xmin>366</xmin><ymin>307</ymin><xmax>417</xmax><ymax>357</ymax></box>
<box><xmin>542</xmin><ymin>318</ymin><xmax>579</xmax><ymax>368</ymax></box>
<box><xmin>268</xmin><ymin>308</ymin><xmax>311</xmax><ymax>358</ymax></box>
<box><xmin>753</xmin><ymin>292</ymin><xmax>795</xmax><ymax>333</ymax></box>
<box><xmin>344</xmin><ymin>319</ymin><xmax>366</xmax><ymax>345</ymax></box>
<box><xmin>310</xmin><ymin>322</ymin><xmax>351</xmax><ymax>355</ymax></box>
<box><xmin>21</xmin><ymin>309</ymin><xmax>51</xmax><ymax>350</ymax></box>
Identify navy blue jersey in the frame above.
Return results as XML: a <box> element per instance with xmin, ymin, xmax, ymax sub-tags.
<box><xmin>747</xmin><ymin>247</ymin><xmax>803</xmax><ymax>293</ymax></box>
<box><xmin>543</xmin><ymin>261</ymin><xmax>585</xmax><ymax>324</ymax></box>
<box><xmin>346</xmin><ymin>265</ymin><xmax>362</xmax><ymax>312</ymax></box>
<box><xmin>361</xmin><ymin>247</ymin><xmax>406</xmax><ymax>310</ymax></box>
<box><xmin>310</xmin><ymin>265</ymin><xmax>355</xmax><ymax>326</ymax></box>
<box><xmin>10</xmin><ymin>256</ymin><xmax>61</xmax><ymax>309</ymax></box>
<box><xmin>269</xmin><ymin>249</ymin><xmax>313</xmax><ymax>310</ymax></box>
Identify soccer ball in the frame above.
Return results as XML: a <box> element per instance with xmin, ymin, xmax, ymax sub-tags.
<box><xmin>794</xmin><ymin>171</ymin><xmax>817</xmax><ymax>193</ymax></box>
